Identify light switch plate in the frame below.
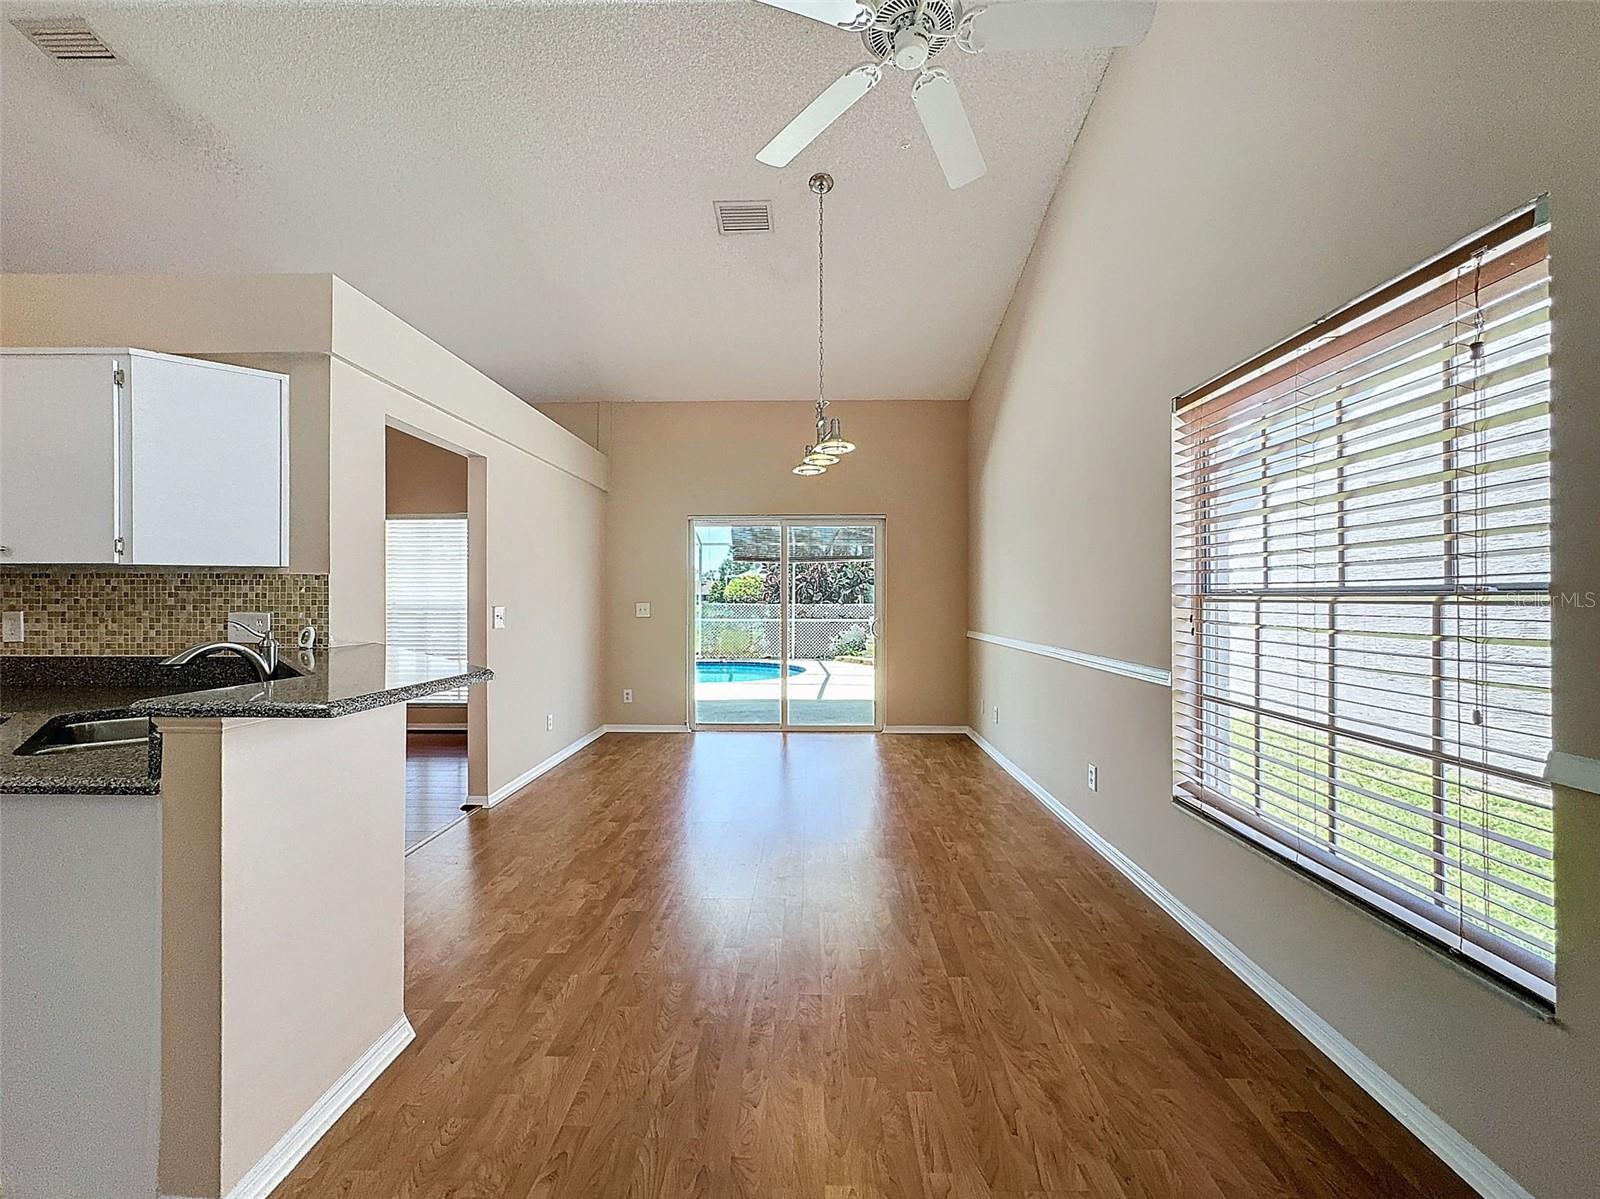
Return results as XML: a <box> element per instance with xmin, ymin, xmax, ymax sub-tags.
<box><xmin>492</xmin><ymin>606</ymin><xmax>507</xmax><ymax>630</ymax></box>
<box><xmin>2</xmin><ymin>611</ymin><xmax>24</xmax><ymax>643</ymax></box>
<box><xmin>228</xmin><ymin>611</ymin><xmax>271</xmax><ymax>642</ymax></box>
<box><xmin>635</xmin><ymin>602</ymin><xmax>651</xmax><ymax>618</ymax></box>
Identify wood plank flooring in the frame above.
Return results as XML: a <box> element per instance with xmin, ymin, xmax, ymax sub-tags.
<box><xmin>405</xmin><ymin>732</ymin><xmax>469</xmax><ymax>852</ymax></box>
<box><xmin>274</xmin><ymin>732</ymin><xmax>1472</xmax><ymax>1198</ymax></box>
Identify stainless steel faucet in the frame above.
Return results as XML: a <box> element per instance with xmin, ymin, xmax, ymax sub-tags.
<box><xmin>161</xmin><ymin>619</ymin><xmax>281</xmax><ymax>682</ymax></box>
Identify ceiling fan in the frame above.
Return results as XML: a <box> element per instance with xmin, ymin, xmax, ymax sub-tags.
<box><xmin>754</xmin><ymin>0</ymin><xmax>1155</xmax><ymax>189</ymax></box>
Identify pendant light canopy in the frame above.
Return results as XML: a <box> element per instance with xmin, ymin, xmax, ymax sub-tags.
<box><xmin>791</xmin><ymin>171</ymin><xmax>860</xmax><ymax>477</ymax></box>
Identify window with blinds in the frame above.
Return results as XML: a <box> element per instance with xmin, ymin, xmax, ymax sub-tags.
<box><xmin>1172</xmin><ymin>203</ymin><xmax>1554</xmax><ymax>1000</ymax></box>
<box><xmin>385</xmin><ymin>516</ymin><xmax>469</xmax><ymax>703</ymax></box>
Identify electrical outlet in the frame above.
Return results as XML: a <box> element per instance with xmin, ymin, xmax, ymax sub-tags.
<box><xmin>622</xmin><ymin>689</ymin><xmax>634</xmax><ymax>704</ymax></box>
<box><xmin>546</xmin><ymin>713</ymin><xmax>554</xmax><ymax>732</ymax></box>
<box><xmin>635</xmin><ymin>602</ymin><xmax>651</xmax><ymax>618</ymax></box>
<box><xmin>492</xmin><ymin>606</ymin><xmax>507</xmax><ymax>630</ymax></box>
<box><xmin>228</xmin><ymin>611</ymin><xmax>271</xmax><ymax>641</ymax></box>
<box><xmin>2</xmin><ymin>611</ymin><xmax>24</xmax><ymax>643</ymax></box>
<box><xmin>1087</xmin><ymin>763</ymin><xmax>1099</xmax><ymax>792</ymax></box>
<box><xmin>992</xmin><ymin>704</ymin><xmax>1000</xmax><ymax>725</ymax></box>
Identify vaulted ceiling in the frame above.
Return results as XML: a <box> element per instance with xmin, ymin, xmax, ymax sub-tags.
<box><xmin>0</xmin><ymin>0</ymin><xmax>1114</xmax><ymax>402</ymax></box>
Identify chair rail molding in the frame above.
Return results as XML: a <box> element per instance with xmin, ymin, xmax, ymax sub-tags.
<box><xmin>1547</xmin><ymin>750</ymin><xmax>1600</xmax><ymax>795</ymax></box>
<box><xmin>966</xmin><ymin>630</ymin><xmax>1172</xmax><ymax>687</ymax></box>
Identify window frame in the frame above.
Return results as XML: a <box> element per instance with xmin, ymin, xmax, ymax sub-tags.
<box><xmin>1171</xmin><ymin>201</ymin><xmax>1555</xmax><ymax>1003</ymax></box>
<box><xmin>384</xmin><ymin>513</ymin><xmax>470</xmax><ymax>705</ymax></box>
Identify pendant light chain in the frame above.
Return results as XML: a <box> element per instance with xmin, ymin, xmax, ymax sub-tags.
<box><xmin>817</xmin><ymin>176</ymin><xmax>826</xmax><ymax>428</ymax></box>
<box><xmin>793</xmin><ymin>171</ymin><xmax>855</xmax><ymax>476</ymax></box>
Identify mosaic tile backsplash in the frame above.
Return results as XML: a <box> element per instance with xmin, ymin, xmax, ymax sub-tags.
<box><xmin>0</xmin><ymin>570</ymin><xmax>329</xmax><ymax>656</ymax></box>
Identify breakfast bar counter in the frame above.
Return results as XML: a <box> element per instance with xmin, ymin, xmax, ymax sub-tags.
<box><xmin>0</xmin><ymin>645</ymin><xmax>490</xmax><ymax>1199</ymax></box>
<box><xmin>0</xmin><ymin>645</ymin><xmax>491</xmax><ymax>794</ymax></box>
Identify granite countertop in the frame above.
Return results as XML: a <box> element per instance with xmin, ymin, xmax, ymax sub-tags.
<box><xmin>0</xmin><ymin>646</ymin><xmax>491</xmax><ymax>796</ymax></box>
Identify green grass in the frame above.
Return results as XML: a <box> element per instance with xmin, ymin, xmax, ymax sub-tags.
<box><xmin>1215</xmin><ymin>713</ymin><xmax>1555</xmax><ymax>962</ymax></box>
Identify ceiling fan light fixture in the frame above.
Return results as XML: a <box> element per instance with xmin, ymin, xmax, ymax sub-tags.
<box><xmin>755</xmin><ymin>0</ymin><xmax>1157</xmax><ymax>189</ymax></box>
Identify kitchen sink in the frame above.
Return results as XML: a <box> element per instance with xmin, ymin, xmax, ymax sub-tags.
<box><xmin>15</xmin><ymin>716</ymin><xmax>152</xmax><ymax>756</ymax></box>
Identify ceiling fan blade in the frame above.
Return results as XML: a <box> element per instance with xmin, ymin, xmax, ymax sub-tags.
<box><xmin>960</xmin><ymin>1</ymin><xmax>1156</xmax><ymax>53</ymax></box>
<box><xmin>757</xmin><ymin>64</ymin><xmax>882</xmax><ymax>168</ymax></box>
<box><xmin>912</xmin><ymin>69</ymin><xmax>986</xmax><ymax>189</ymax></box>
<box><xmin>753</xmin><ymin>0</ymin><xmax>877</xmax><ymax>32</ymax></box>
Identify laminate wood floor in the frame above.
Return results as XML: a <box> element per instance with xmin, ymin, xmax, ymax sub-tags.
<box><xmin>406</xmin><ymin>732</ymin><xmax>469</xmax><ymax>852</ymax></box>
<box><xmin>274</xmin><ymin>732</ymin><xmax>1472</xmax><ymax>1199</ymax></box>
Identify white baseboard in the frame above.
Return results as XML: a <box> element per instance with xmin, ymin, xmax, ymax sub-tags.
<box><xmin>472</xmin><ymin>726</ymin><xmax>606</xmax><ymax>807</ymax></box>
<box><xmin>963</xmin><ymin>728</ymin><xmax>1533</xmax><ymax>1199</ymax></box>
<box><xmin>219</xmin><ymin>1016</ymin><xmax>415</xmax><ymax>1199</ymax></box>
<box><xmin>883</xmin><ymin>725</ymin><xmax>968</xmax><ymax>734</ymax></box>
<box><xmin>604</xmin><ymin>723</ymin><xmax>692</xmax><ymax>733</ymax></box>
<box><xmin>403</xmin><ymin>811</ymin><xmax>471</xmax><ymax>857</ymax></box>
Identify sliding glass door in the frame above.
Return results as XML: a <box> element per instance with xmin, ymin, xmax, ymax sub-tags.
<box><xmin>784</xmin><ymin>522</ymin><xmax>878</xmax><ymax>727</ymax></box>
<box><xmin>691</xmin><ymin>522</ymin><xmax>783</xmax><ymax>725</ymax></box>
<box><xmin>691</xmin><ymin>518</ymin><xmax>881</xmax><ymax>730</ymax></box>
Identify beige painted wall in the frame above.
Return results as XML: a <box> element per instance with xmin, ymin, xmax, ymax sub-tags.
<box><xmin>151</xmin><ymin>709</ymin><xmax>409</xmax><ymax>1198</ymax></box>
<box><xmin>325</xmin><ymin>281</ymin><xmax>607</xmax><ymax>796</ymax></box>
<box><xmin>386</xmin><ymin>425</ymin><xmax>468</xmax><ymax>515</ymax></box>
<box><xmin>157</xmin><ymin>723</ymin><xmax>224</xmax><ymax>1199</ymax></box>
<box><xmin>604</xmin><ymin>400</ymin><xmax>967</xmax><ymax>727</ymax></box>
<box><xmin>217</xmin><ymin>707</ymin><xmax>407</xmax><ymax>1192</ymax></box>
<box><xmin>333</xmin><ymin>360</ymin><xmax>606</xmax><ymax>789</ymax></box>
<box><xmin>967</xmin><ymin>4</ymin><xmax>1600</xmax><ymax>1196</ymax></box>
<box><xmin>535</xmin><ymin>401</ymin><xmax>611</xmax><ymax>453</ymax></box>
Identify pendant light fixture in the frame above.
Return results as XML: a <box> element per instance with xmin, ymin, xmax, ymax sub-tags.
<box><xmin>792</xmin><ymin>171</ymin><xmax>859</xmax><ymax>476</ymax></box>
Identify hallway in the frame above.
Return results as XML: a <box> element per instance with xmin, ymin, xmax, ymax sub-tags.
<box><xmin>274</xmin><ymin>732</ymin><xmax>1470</xmax><ymax>1198</ymax></box>
<box><xmin>404</xmin><ymin>731</ymin><xmax>470</xmax><ymax>852</ymax></box>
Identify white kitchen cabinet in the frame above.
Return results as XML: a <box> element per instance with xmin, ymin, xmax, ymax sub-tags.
<box><xmin>0</xmin><ymin>348</ymin><xmax>288</xmax><ymax>566</ymax></box>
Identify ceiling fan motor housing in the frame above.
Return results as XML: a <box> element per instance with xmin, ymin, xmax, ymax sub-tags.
<box><xmin>863</xmin><ymin>0</ymin><xmax>960</xmax><ymax>69</ymax></box>
<box><xmin>893</xmin><ymin>28</ymin><xmax>930</xmax><ymax>70</ymax></box>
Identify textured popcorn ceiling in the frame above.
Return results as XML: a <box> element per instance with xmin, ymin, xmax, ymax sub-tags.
<box><xmin>0</xmin><ymin>0</ymin><xmax>1112</xmax><ymax>402</ymax></box>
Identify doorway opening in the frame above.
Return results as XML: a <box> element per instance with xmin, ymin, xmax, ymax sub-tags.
<box><xmin>385</xmin><ymin>426</ymin><xmax>479</xmax><ymax>852</ymax></box>
<box><xmin>690</xmin><ymin>518</ymin><xmax>882</xmax><ymax>730</ymax></box>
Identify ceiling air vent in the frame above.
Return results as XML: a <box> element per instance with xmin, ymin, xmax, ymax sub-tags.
<box><xmin>713</xmin><ymin>201</ymin><xmax>773</xmax><ymax>236</ymax></box>
<box><xmin>9</xmin><ymin>16</ymin><xmax>119</xmax><ymax>62</ymax></box>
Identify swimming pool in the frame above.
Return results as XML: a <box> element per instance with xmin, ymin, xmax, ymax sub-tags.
<box><xmin>695</xmin><ymin>660</ymin><xmax>803</xmax><ymax>683</ymax></box>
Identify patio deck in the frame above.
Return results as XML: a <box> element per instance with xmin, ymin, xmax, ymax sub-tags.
<box><xmin>693</xmin><ymin>658</ymin><xmax>875</xmax><ymax>726</ymax></box>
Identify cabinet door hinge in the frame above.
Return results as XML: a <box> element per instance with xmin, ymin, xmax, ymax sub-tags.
<box><xmin>113</xmin><ymin>367</ymin><xmax>126</xmax><ymax>387</ymax></box>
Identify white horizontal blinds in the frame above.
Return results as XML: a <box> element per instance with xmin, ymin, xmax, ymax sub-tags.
<box><xmin>385</xmin><ymin>517</ymin><xmax>469</xmax><ymax>703</ymax></box>
<box><xmin>1172</xmin><ymin>208</ymin><xmax>1554</xmax><ymax>999</ymax></box>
